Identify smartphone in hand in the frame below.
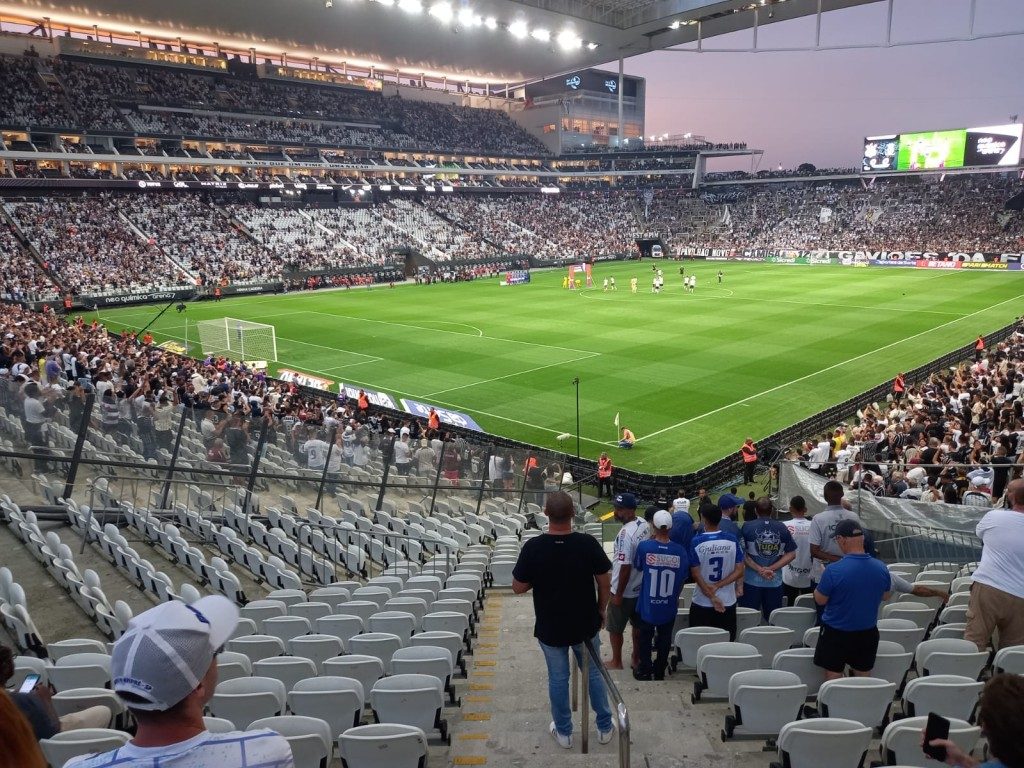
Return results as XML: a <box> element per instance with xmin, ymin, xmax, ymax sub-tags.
<box><xmin>923</xmin><ymin>712</ymin><xmax>951</xmax><ymax>761</ymax></box>
<box><xmin>17</xmin><ymin>673</ymin><xmax>41</xmax><ymax>694</ymax></box>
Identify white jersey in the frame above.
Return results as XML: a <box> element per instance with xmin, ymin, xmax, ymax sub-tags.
<box><xmin>301</xmin><ymin>439</ymin><xmax>330</xmax><ymax>470</ymax></box>
<box><xmin>65</xmin><ymin>729</ymin><xmax>294</xmax><ymax>768</ymax></box>
<box><xmin>688</xmin><ymin>531</ymin><xmax>744</xmax><ymax>608</ymax></box>
<box><xmin>973</xmin><ymin>508</ymin><xmax>1024</xmax><ymax>599</ymax></box>
<box><xmin>782</xmin><ymin>516</ymin><xmax>813</xmax><ymax>588</ymax></box>
<box><xmin>611</xmin><ymin>518</ymin><xmax>649</xmax><ymax>598</ymax></box>
<box><xmin>672</xmin><ymin>497</ymin><xmax>690</xmax><ymax>515</ymax></box>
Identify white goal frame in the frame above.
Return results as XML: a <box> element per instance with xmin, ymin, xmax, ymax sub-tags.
<box><xmin>195</xmin><ymin>318</ymin><xmax>278</xmax><ymax>362</ymax></box>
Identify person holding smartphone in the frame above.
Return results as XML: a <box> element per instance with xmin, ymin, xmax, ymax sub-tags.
<box><xmin>1</xmin><ymin>645</ymin><xmax>111</xmax><ymax>738</ymax></box>
<box><xmin>923</xmin><ymin>674</ymin><xmax>1024</xmax><ymax>768</ymax></box>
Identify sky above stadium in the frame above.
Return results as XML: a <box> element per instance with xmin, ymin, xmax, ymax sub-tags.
<box><xmin>615</xmin><ymin>0</ymin><xmax>1023</xmax><ymax>170</ymax></box>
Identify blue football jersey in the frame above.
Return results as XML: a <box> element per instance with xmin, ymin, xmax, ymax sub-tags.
<box><xmin>633</xmin><ymin>539</ymin><xmax>688</xmax><ymax>625</ymax></box>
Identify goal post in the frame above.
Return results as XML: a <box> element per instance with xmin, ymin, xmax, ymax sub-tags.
<box><xmin>195</xmin><ymin>318</ymin><xmax>278</xmax><ymax>362</ymax></box>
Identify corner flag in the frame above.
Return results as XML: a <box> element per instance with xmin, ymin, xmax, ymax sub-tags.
<box><xmin>614</xmin><ymin>412</ymin><xmax>620</xmax><ymax>428</ymax></box>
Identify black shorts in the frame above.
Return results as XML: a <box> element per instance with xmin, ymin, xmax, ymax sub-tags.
<box><xmin>688</xmin><ymin>602</ymin><xmax>737</xmax><ymax>642</ymax></box>
<box><xmin>813</xmin><ymin>623</ymin><xmax>880</xmax><ymax>673</ymax></box>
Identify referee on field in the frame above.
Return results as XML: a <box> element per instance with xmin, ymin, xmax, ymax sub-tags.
<box><xmin>813</xmin><ymin>519</ymin><xmax>891</xmax><ymax>680</ymax></box>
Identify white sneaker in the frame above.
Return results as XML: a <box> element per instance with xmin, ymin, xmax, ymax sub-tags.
<box><xmin>549</xmin><ymin>721</ymin><xmax>572</xmax><ymax>749</ymax></box>
<box><xmin>598</xmin><ymin>728</ymin><xmax>614</xmax><ymax>745</ymax></box>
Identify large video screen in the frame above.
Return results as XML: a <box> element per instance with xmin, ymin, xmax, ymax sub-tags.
<box><xmin>897</xmin><ymin>130</ymin><xmax>967</xmax><ymax>170</ymax></box>
<box><xmin>862</xmin><ymin>123</ymin><xmax>1022</xmax><ymax>172</ymax></box>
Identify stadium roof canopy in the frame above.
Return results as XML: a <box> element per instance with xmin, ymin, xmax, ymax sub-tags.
<box><xmin>0</xmin><ymin>0</ymin><xmax>881</xmax><ymax>83</ymax></box>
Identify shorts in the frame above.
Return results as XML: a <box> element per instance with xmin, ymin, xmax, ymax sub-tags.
<box><xmin>813</xmin><ymin>623</ymin><xmax>880</xmax><ymax>674</ymax></box>
<box><xmin>688</xmin><ymin>602</ymin><xmax>738</xmax><ymax>641</ymax></box>
<box><xmin>606</xmin><ymin>597</ymin><xmax>639</xmax><ymax>634</ymax></box>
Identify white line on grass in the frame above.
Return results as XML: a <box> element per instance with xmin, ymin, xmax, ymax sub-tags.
<box><xmin>421</xmin><ymin>352</ymin><xmax>600</xmax><ymax>398</ymax></box>
<box><xmin>128</xmin><ymin>326</ymin><xmax>612</xmax><ymax>447</ymax></box>
<box><xmin>633</xmin><ymin>290</ymin><xmax>1024</xmax><ymax>444</ymax></box>
<box><xmin>293</xmin><ymin>309</ymin><xmax>599</xmax><ymax>356</ymax></box>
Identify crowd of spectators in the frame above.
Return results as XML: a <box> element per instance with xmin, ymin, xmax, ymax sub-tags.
<box><xmin>119</xmin><ymin>196</ymin><xmax>283</xmax><ymax>284</ymax></box>
<box><xmin>5</xmin><ymin>196</ymin><xmax>190</xmax><ymax>295</ymax></box>
<box><xmin>789</xmin><ymin>324</ymin><xmax>1024</xmax><ymax>509</ymax></box>
<box><xmin>416</xmin><ymin>258</ymin><xmax>529</xmax><ymax>283</ymax></box>
<box><xmin>427</xmin><ymin>192</ymin><xmax>637</xmax><ymax>261</ymax></box>
<box><xmin>0</xmin><ymin>56</ymin><xmax>76</xmax><ymax>129</ymax></box>
<box><xmin>653</xmin><ymin>176</ymin><xmax>1024</xmax><ymax>254</ymax></box>
<box><xmin>0</xmin><ymin>53</ymin><xmax>547</xmax><ymax>156</ymax></box>
<box><xmin>0</xmin><ymin>221</ymin><xmax>57</xmax><ymax>302</ymax></box>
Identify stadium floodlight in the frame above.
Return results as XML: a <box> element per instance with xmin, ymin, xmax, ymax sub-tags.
<box><xmin>398</xmin><ymin>0</ymin><xmax>423</xmax><ymax>12</ymax></box>
<box><xmin>669</xmin><ymin>20</ymin><xmax>681</xmax><ymax>29</ymax></box>
<box><xmin>531</xmin><ymin>27</ymin><xmax>550</xmax><ymax>42</ymax></box>
<box><xmin>508</xmin><ymin>20</ymin><xmax>528</xmax><ymax>38</ymax></box>
<box><xmin>484</xmin><ymin>16</ymin><xmax>497</xmax><ymax>29</ymax></box>
<box><xmin>586</xmin><ymin>41</ymin><xmax>598</xmax><ymax>49</ymax></box>
<box><xmin>429</xmin><ymin>2</ymin><xmax>453</xmax><ymax>22</ymax></box>
<box><xmin>557</xmin><ymin>29</ymin><xmax>581</xmax><ymax>50</ymax></box>
<box><xmin>458</xmin><ymin>7</ymin><xmax>481</xmax><ymax>27</ymax></box>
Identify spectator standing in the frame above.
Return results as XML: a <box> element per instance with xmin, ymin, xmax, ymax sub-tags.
<box><xmin>782</xmin><ymin>495</ymin><xmax>814</xmax><ymax>605</ymax></box>
<box><xmin>808</xmin><ymin>481</ymin><xmax>861</xmax><ymax>616</ymax></box>
<box><xmin>740</xmin><ymin>438</ymin><xmax>758</xmax><ymax>484</ymax></box>
<box><xmin>632</xmin><ymin>510</ymin><xmax>688</xmax><ymax>680</ymax></box>
<box><xmin>892</xmin><ymin>371</ymin><xmax>905</xmax><ymax>402</ymax></box>
<box><xmin>813</xmin><ymin>519</ymin><xmax>891</xmax><ymax>681</ymax></box>
<box><xmin>701</xmin><ymin>493</ymin><xmax>742</xmax><ymax>538</ymax></box>
<box><xmin>511</xmin><ymin>492</ymin><xmax>614</xmax><ymax>749</ymax></box>
<box><xmin>597</xmin><ymin>452</ymin><xmax>614</xmax><ymax>498</ymax></box>
<box><xmin>739</xmin><ymin>497</ymin><xmax>797</xmax><ymax>621</ymax></box>
<box><xmin>21</xmin><ymin>381</ymin><xmax>50</xmax><ymax>471</ymax></box>
<box><xmin>605</xmin><ymin>493</ymin><xmax>648</xmax><ymax>670</ymax></box>
<box><xmin>65</xmin><ymin>596</ymin><xmax>293</xmax><ymax>768</ymax></box>
<box><xmin>669</xmin><ymin>489</ymin><xmax>695</xmax><ymax>552</ymax></box>
<box><xmin>975</xmin><ymin>333</ymin><xmax>985</xmax><ymax>362</ymax></box>
<box><xmin>965</xmin><ymin>479</ymin><xmax>1024</xmax><ymax>651</ymax></box>
<box><xmin>688</xmin><ymin>504</ymin><xmax>745</xmax><ymax>640</ymax></box>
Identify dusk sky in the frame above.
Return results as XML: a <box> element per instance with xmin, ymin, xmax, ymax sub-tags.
<box><xmin>609</xmin><ymin>0</ymin><xmax>1023</xmax><ymax>170</ymax></box>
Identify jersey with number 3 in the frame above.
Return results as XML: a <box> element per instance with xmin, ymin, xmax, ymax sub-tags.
<box><xmin>633</xmin><ymin>539</ymin><xmax>688</xmax><ymax>625</ymax></box>
<box><xmin>688</xmin><ymin>531</ymin><xmax>744</xmax><ymax>608</ymax></box>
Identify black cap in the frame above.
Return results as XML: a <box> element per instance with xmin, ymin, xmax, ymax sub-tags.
<box><xmin>833</xmin><ymin>519</ymin><xmax>864</xmax><ymax>538</ymax></box>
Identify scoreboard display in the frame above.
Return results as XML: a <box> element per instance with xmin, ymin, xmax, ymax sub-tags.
<box><xmin>863</xmin><ymin>124</ymin><xmax>1022</xmax><ymax>172</ymax></box>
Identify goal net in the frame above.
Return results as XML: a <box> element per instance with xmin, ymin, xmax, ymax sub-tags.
<box><xmin>195</xmin><ymin>318</ymin><xmax>278</xmax><ymax>362</ymax></box>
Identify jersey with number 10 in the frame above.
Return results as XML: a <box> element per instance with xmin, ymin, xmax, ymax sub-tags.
<box><xmin>633</xmin><ymin>539</ymin><xmax>688</xmax><ymax>625</ymax></box>
<box><xmin>688</xmin><ymin>531</ymin><xmax>744</xmax><ymax>608</ymax></box>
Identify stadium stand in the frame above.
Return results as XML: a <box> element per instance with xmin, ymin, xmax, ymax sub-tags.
<box><xmin>0</xmin><ymin>53</ymin><xmax>547</xmax><ymax>155</ymax></box>
<box><xmin>651</xmin><ymin>176</ymin><xmax>1024</xmax><ymax>254</ymax></box>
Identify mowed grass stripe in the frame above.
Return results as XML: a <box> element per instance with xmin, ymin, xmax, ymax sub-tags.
<box><xmin>96</xmin><ymin>264</ymin><xmax>1024</xmax><ymax>473</ymax></box>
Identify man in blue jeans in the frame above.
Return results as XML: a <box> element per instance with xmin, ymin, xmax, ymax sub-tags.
<box><xmin>512</xmin><ymin>491</ymin><xmax>615</xmax><ymax>749</ymax></box>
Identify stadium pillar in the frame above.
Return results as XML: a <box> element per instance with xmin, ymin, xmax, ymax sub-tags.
<box><xmin>617</xmin><ymin>57</ymin><xmax>624</xmax><ymax>148</ymax></box>
<box><xmin>474</xmin><ymin>445</ymin><xmax>493</xmax><ymax>513</ymax></box>
<box><xmin>61</xmin><ymin>394</ymin><xmax>95</xmax><ymax>502</ymax></box>
<box><xmin>375</xmin><ymin>434</ymin><xmax>397</xmax><ymax>514</ymax></box>
<box><xmin>314</xmin><ymin>425</ymin><xmax>339</xmax><ymax>511</ymax></box>
<box><xmin>157</xmin><ymin>407</ymin><xmax>191</xmax><ymax>510</ymax></box>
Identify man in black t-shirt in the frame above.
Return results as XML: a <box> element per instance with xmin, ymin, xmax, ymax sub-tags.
<box><xmin>513</xmin><ymin>491</ymin><xmax>615</xmax><ymax>750</ymax></box>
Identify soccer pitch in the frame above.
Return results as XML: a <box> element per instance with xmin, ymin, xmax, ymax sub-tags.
<box><xmin>95</xmin><ymin>262</ymin><xmax>1024</xmax><ymax>474</ymax></box>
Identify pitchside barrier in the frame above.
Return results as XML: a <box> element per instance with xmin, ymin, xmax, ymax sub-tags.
<box><xmin>777</xmin><ymin>461</ymin><xmax>985</xmax><ymax>563</ymax></box>
<box><xmin>271</xmin><ymin>320</ymin><xmax>1018</xmax><ymax>504</ymax></box>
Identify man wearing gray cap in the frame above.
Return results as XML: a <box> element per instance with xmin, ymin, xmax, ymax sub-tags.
<box><xmin>66</xmin><ymin>596</ymin><xmax>293</xmax><ymax>768</ymax></box>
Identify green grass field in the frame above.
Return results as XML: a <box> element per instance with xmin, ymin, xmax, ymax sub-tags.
<box><xmin>94</xmin><ymin>262</ymin><xmax>1024</xmax><ymax>474</ymax></box>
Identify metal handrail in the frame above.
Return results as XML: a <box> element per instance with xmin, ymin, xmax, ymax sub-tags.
<box><xmin>572</xmin><ymin>636</ymin><xmax>630</xmax><ymax>767</ymax></box>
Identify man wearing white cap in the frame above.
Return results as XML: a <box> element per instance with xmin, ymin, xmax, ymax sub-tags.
<box><xmin>632</xmin><ymin>510</ymin><xmax>688</xmax><ymax>680</ymax></box>
<box><xmin>66</xmin><ymin>596</ymin><xmax>293</xmax><ymax>768</ymax></box>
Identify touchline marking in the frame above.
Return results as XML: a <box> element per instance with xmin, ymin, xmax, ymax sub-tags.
<box><xmin>421</xmin><ymin>352</ymin><xmax>600</xmax><ymax>398</ymax></box>
<box><xmin>634</xmin><ymin>290</ymin><xmax>1024</xmax><ymax>444</ymax></box>
<box><xmin>130</xmin><ymin>325</ymin><xmax>613</xmax><ymax>446</ymax></box>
